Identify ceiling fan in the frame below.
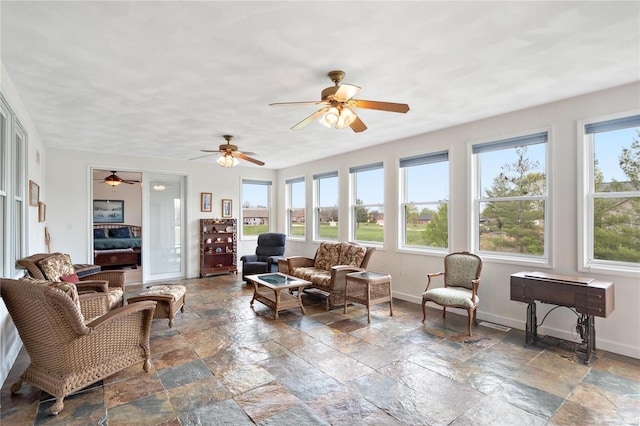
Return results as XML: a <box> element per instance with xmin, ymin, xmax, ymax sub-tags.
<box><xmin>270</xmin><ymin>70</ymin><xmax>410</xmax><ymax>133</ymax></box>
<box><xmin>191</xmin><ymin>135</ymin><xmax>265</xmax><ymax>167</ymax></box>
<box><xmin>96</xmin><ymin>171</ymin><xmax>141</xmax><ymax>187</ymax></box>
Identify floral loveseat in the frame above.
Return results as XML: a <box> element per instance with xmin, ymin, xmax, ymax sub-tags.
<box><xmin>284</xmin><ymin>242</ymin><xmax>375</xmax><ymax>309</ymax></box>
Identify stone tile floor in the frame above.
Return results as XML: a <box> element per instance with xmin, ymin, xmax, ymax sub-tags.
<box><xmin>1</xmin><ymin>274</ymin><xmax>639</xmax><ymax>425</ymax></box>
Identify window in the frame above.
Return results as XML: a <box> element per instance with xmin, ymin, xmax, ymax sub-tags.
<box><xmin>286</xmin><ymin>177</ymin><xmax>305</xmax><ymax>239</ymax></box>
<box><xmin>241</xmin><ymin>179</ymin><xmax>271</xmax><ymax>238</ymax></box>
<box><xmin>473</xmin><ymin>132</ymin><xmax>548</xmax><ymax>259</ymax></box>
<box><xmin>400</xmin><ymin>151</ymin><xmax>449</xmax><ymax>250</ymax></box>
<box><xmin>0</xmin><ymin>93</ymin><xmax>27</xmax><ymax>277</ymax></box>
<box><xmin>582</xmin><ymin>114</ymin><xmax>640</xmax><ymax>271</ymax></box>
<box><xmin>350</xmin><ymin>162</ymin><xmax>384</xmax><ymax>244</ymax></box>
<box><xmin>313</xmin><ymin>171</ymin><xmax>339</xmax><ymax>241</ymax></box>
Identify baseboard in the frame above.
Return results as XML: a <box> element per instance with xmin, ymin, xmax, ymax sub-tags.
<box><xmin>1</xmin><ymin>338</ymin><xmax>22</xmax><ymax>387</ymax></box>
<box><xmin>392</xmin><ymin>292</ymin><xmax>640</xmax><ymax>360</ymax></box>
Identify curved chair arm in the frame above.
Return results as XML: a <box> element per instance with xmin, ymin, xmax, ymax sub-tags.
<box><xmin>470</xmin><ymin>278</ymin><xmax>480</xmax><ymax>302</ymax></box>
<box><xmin>81</xmin><ymin>270</ymin><xmax>125</xmax><ymax>290</ymax></box>
<box><xmin>240</xmin><ymin>254</ymin><xmax>258</xmax><ymax>263</ymax></box>
<box><xmin>267</xmin><ymin>255</ymin><xmax>284</xmax><ymax>266</ymax></box>
<box><xmin>87</xmin><ymin>300</ymin><xmax>157</xmax><ymax>330</ymax></box>
<box><xmin>78</xmin><ymin>292</ymin><xmax>110</xmax><ymax>319</ymax></box>
<box><xmin>331</xmin><ymin>265</ymin><xmax>365</xmax><ymax>286</ymax></box>
<box><xmin>76</xmin><ymin>280</ymin><xmax>109</xmax><ymax>293</ymax></box>
<box><xmin>287</xmin><ymin>256</ymin><xmax>315</xmax><ymax>269</ymax></box>
<box><xmin>425</xmin><ymin>272</ymin><xmax>444</xmax><ymax>291</ymax></box>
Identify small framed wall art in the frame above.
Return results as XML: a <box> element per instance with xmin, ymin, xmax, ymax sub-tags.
<box><xmin>201</xmin><ymin>193</ymin><xmax>212</xmax><ymax>212</ymax></box>
<box><xmin>29</xmin><ymin>180</ymin><xmax>39</xmax><ymax>207</ymax></box>
<box><xmin>222</xmin><ymin>199</ymin><xmax>232</xmax><ymax>218</ymax></box>
<box><xmin>38</xmin><ymin>202</ymin><xmax>46</xmax><ymax>222</ymax></box>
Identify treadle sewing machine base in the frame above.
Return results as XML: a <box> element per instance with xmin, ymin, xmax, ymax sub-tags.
<box><xmin>511</xmin><ymin>271</ymin><xmax>614</xmax><ymax>365</ymax></box>
<box><xmin>525</xmin><ymin>301</ymin><xmax>598</xmax><ymax>364</ymax></box>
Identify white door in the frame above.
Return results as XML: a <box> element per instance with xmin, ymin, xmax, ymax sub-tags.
<box><xmin>143</xmin><ymin>173</ymin><xmax>186</xmax><ymax>283</ymax></box>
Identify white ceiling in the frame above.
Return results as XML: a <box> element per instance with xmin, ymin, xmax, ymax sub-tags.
<box><xmin>2</xmin><ymin>1</ymin><xmax>638</xmax><ymax>170</ymax></box>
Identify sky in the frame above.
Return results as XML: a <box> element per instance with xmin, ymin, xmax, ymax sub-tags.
<box><xmin>244</xmin><ymin>125</ymin><xmax>639</xmax><ymax>208</ymax></box>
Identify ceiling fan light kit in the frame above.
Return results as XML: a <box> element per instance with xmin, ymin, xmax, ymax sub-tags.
<box><xmin>102</xmin><ymin>171</ymin><xmax>140</xmax><ymax>186</ymax></box>
<box><xmin>270</xmin><ymin>70</ymin><xmax>409</xmax><ymax>133</ymax></box>
<box><xmin>191</xmin><ymin>135</ymin><xmax>265</xmax><ymax>167</ymax></box>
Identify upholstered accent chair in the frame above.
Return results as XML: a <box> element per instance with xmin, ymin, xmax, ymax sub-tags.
<box><xmin>1</xmin><ymin>278</ymin><xmax>156</xmax><ymax>415</ymax></box>
<box><xmin>421</xmin><ymin>251</ymin><xmax>483</xmax><ymax>336</ymax></box>
<box><xmin>240</xmin><ymin>233</ymin><xmax>286</xmax><ymax>281</ymax></box>
<box><xmin>17</xmin><ymin>252</ymin><xmax>126</xmax><ymax>310</ymax></box>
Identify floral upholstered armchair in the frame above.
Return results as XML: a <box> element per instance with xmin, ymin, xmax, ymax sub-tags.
<box><xmin>17</xmin><ymin>252</ymin><xmax>126</xmax><ymax>310</ymax></box>
<box><xmin>421</xmin><ymin>251</ymin><xmax>483</xmax><ymax>336</ymax></box>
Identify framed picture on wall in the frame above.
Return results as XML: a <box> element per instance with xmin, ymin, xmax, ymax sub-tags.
<box><xmin>38</xmin><ymin>202</ymin><xmax>46</xmax><ymax>222</ymax></box>
<box><xmin>201</xmin><ymin>193</ymin><xmax>212</xmax><ymax>212</ymax></box>
<box><xmin>222</xmin><ymin>199</ymin><xmax>232</xmax><ymax>218</ymax></box>
<box><xmin>93</xmin><ymin>199</ymin><xmax>124</xmax><ymax>223</ymax></box>
<box><xmin>29</xmin><ymin>180</ymin><xmax>39</xmax><ymax>207</ymax></box>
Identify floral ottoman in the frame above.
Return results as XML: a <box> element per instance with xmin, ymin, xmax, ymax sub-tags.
<box><xmin>127</xmin><ymin>284</ymin><xmax>186</xmax><ymax>327</ymax></box>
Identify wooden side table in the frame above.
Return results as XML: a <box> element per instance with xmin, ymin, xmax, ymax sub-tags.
<box><xmin>345</xmin><ymin>271</ymin><xmax>393</xmax><ymax>323</ymax></box>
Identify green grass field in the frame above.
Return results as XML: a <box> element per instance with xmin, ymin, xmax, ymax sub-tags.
<box><xmin>244</xmin><ymin>222</ymin><xmax>431</xmax><ymax>246</ymax></box>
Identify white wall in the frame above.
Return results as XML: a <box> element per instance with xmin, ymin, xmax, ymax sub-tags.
<box><xmin>46</xmin><ymin>149</ymin><xmax>277</xmax><ymax>277</ymax></box>
<box><xmin>275</xmin><ymin>82</ymin><xmax>640</xmax><ymax>359</ymax></box>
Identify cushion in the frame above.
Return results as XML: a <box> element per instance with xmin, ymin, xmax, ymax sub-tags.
<box><xmin>139</xmin><ymin>284</ymin><xmax>186</xmax><ymax>301</ymax></box>
<box><xmin>20</xmin><ymin>277</ymin><xmax>83</xmax><ymax>318</ymax></box>
<box><xmin>109</xmin><ymin>227</ymin><xmax>131</xmax><ymax>238</ymax></box>
<box><xmin>423</xmin><ymin>287</ymin><xmax>479</xmax><ymax>308</ymax></box>
<box><xmin>61</xmin><ymin>273</ymin><xmax>80</xmax><ymax>284</ymax></box>
<box><xmin>93</xmin><ymin>228</ymin><xmax>107</xmax><ymax>239</ymax></box>
<box><xmin>338</xmin><ymin>242</ymin><xmax>367</xmax><ymax>267</ymax></box>
<box><xmin>36</xmin><ymin>253</ymin><xmax>75</xmax><ymax>281</ymax></box>
<box><xmin>314</xmin><ymin>242</ymin><xmax>341</xmax><ymax>271</ymax></box>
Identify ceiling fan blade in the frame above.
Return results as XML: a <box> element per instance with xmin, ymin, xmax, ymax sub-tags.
<box><xmin>200</xmin><ymin>149</ymin><xmax>220</xmax><ymax>153</ymax></box>
<box><xmin>350</xmin><ymin>115</ymin><xmax>368</xmax><ymax>133</ymax></box>
<box><xmin>350</xmin><ymin>99</ymin><xmax>410</xmax><ymax>113</ymax></box>
<box><xmin>333</xmin><ymin>84</ymin><xmax>360</xmax><ymax>102</ymax></box>
<box><xmin>235</xmin><ymin>152</ymin><xmax>265</xmax><ymax>166</ymax></box>
<box><xmin>270</xmin><ymin>101</ymin><xmax>325</xmax><ymax>107</ymax></box>
<box><xmin>291</xmin><ymin>108</ymin><xmax>328</xmax><ymax>130</ymax></box>
<box><xmin>189</xmin><ymin>153</ymin><xmax>216</xmax><ymax>161</ymax></box>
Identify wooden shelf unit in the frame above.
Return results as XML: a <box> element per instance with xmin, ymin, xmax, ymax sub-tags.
<box><xmin>200</xmin><ymin>218</ymin><xmax>237</xmax><ymax>277</ymax></box>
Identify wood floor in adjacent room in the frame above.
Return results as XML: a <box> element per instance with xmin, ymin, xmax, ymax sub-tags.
<box><xmin>1</xmin><ymin>274</ymin><xmax>639</xmax><ymax>425</ymax></box>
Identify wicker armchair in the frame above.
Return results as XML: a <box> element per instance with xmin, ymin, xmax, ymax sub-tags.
<box><xmin>1</xmin><ymin>278</ymin><xmax>156</xmax><ymax>415</ymax></box>
<box><xmin>17</xmin><ymin>252</ymin><xmax>126</xmax><ymax>309</ymax></box>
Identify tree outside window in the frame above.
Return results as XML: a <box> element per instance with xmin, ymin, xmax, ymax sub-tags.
<box><xmin>400</xmin><ymin>152</ymin><xmax>449</xmax><ymax>249</ymax></box>
<box><xmin>587</xmin><ymin>116</ymin><xmax>640</xmax><ymax>265</ymax></box>
<box><xmin>474</xmin><ymin>133</ymin><xmax>547</xmax><ymax>257</ymax></box>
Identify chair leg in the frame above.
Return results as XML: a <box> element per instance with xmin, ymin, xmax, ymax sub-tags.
<box><xmin>467</xmin><ymin>308</ymin><xmax>473</xmax><ymax>336</ymax></box>
<box><xmin>10</xmin><ymin>378</ymin><xmax>23</xmax><ymax>394</ymax></box>
<box><xmin>51</xmin><ymin>397</ymin><xmax>64</xmax><ymax>415</ymax></box>
<box><xmin>421</xmin><ymin>298</ymin><xmax>427</xmax><ymax>323</ymax></box>
<box><xmin>473</xmin><ymin>309</ymin><xmax>478</xmax><ymax>326</ymax></box>
<box><xmin>442</xmin><ymin>307</ymin><xmax>446</xmax><ymax>318</ymax></box>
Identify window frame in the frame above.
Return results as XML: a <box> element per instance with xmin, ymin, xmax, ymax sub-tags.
<box><xmin>285</xmin><ymin>176</ymin><xmax>305</xmax><ymax>240</ymax></box>
<box><xmin>578</xmin><ymin>112</ymin><xmax>640</xmax><ymax>276</ymax></box>
<box><xmin>350</xmin><ymin>162</ymin><xmax>384</xmax><ymax>246</ymax></box>
<box><xmin>471</xmin><ymin>130</ymin><xmax>551</xmax><ymax>265</ymax></box>
<box><xmin>313</xmin><ymin>171</ymin><xmax>339</xmax><ymax>242</ymax></box>
<box><xmin>399</xmin><ymin>151</ymin><xmax>450</xmax><ymax>253</ymax></box>
<box><xmin>240</xmin><ymin>178</ymin><xmax>272</xmax><ymax>240</ymax></box>
<box><xmin>0</xmin><ymin>93</ymin><xmax>28</xmax><ymax>278</ymax></box>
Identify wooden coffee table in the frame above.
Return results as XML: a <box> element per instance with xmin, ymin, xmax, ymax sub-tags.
<box><xmin>247</xmin><ymin>272</ymin><xmax>310</xmax><ymax>319</ymax></box>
